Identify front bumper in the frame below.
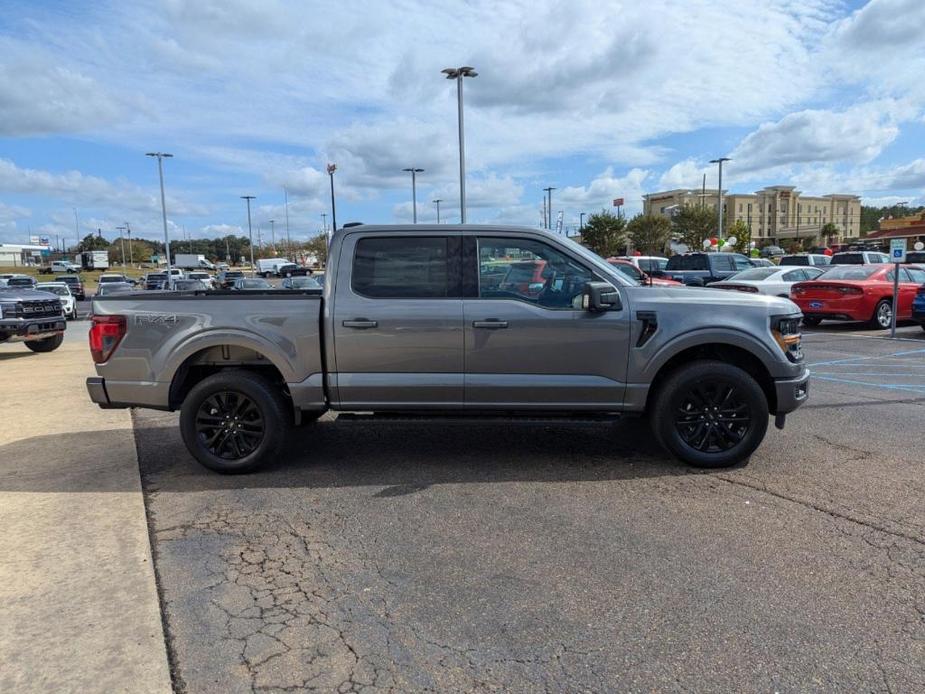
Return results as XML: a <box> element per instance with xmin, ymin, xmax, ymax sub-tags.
<box><xmin>774</xmin><ymin>368</ymin><xmax>810</xmax><ymax>414</ymax></box>
<box><xmin>0</xmin><ymin>317</ymin><xmax>66</xmax><ymax>343</ymax></box>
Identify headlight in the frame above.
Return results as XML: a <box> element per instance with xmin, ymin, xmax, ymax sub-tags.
<box><xmin>772</xmin><ymin>315</ymin><xmax>803</xmax><ymax>363</ymax></box>
<box><xmin>0</xmin><ymin>302</ymin><xmax>18</xmax><ymax>318</ymax></box>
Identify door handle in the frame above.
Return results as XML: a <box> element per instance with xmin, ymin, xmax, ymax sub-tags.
<box><xmin>342</xmin><ymin>319</ymin><xmax>378</xmax><ymax>329</ymax></box>
<box><xmin>472</xmin><ymin>320</ymin><xmax>509</xmax><ymax>329</ymax></box>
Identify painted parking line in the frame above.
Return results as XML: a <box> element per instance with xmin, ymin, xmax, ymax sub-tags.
<box><xmin>807</xmin><ymin>348</ymin><xmax>925</xmax><ymax>368</ymax></box>
<box><xmin>812</xmin><ymin>374</ymin><xmax>925</xmax><ymax>394</ymax></box>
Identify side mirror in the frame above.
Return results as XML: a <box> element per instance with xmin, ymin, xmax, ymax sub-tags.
<box><xmin>685</xmin><ymin>277</ymin><xmax>705</xmax><ymax>287</ymax></box>
<box><xmin>583</xmin><ymin>282</ymin><xmax>622</xmax><ymax>312</ymax></box>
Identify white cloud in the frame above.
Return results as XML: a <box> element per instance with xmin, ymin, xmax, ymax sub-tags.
<box><xmin>657</xmin><ymin>160</ymin><xmax>711</xmax><ymax>191</ymax></box>
<box><xmin>557</xmin><ymin>168</ymin><xmax>650</xmax><ymax>216</ymax></box>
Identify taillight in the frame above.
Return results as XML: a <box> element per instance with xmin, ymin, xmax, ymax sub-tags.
<box><xmin>89</xmin><ymin>314</ymin><xmax>126</xmax><ymax>363</ymax></box>
<box><xmin>837</xmin><ymin>286</ymin><xmax>863</xmax><ymax>295</ymax></box>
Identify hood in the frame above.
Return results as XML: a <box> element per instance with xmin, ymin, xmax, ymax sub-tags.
<box><xmin>630</xmin><ymin>285</ymin><xmax>799</xmax><ymax>315</ymax></box>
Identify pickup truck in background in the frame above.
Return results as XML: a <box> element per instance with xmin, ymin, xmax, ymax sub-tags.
<box><xmin>86</xmin><ymin>224</ymin><xmax>810</xmax><ymax>473</ymax></box>
<box><xmin>0</xmin><ymin>287</ymin><xmax>67</xmax><ymax>352</ymax></box>
<box><xmin>658</xmin><ymin>252</ymin><xmax>756</xmax><ymax>286</ymax></box>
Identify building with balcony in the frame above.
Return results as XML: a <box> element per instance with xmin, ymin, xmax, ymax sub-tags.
<box><xmin>642</xmin><ymin>186</ymin><xmax>861</xmax><ymax>246</ymax></box>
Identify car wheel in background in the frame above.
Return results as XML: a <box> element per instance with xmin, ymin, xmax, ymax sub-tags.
<box><xmin>650</xmin><ymin>360</ymin><xmax>768</xmax><ymax>469</ymax></box>
<box><xmin>802</xmin><ymin>316</ymin><xmax>822</xmax><ymax>327</ymax></box>
<box><xmin>25</xmin><ymin>333</ymin><xmax>64</xmax><ymax>353</ymax></box>
<box><xmin>870</xmin><ymin>299</ymin><xmax>893</xmax><ymax>330</ymax></box>
<box><xmin>179</xmin><ymin>370</ymin><xmax>291</xmax><ymax>474</ymax></box>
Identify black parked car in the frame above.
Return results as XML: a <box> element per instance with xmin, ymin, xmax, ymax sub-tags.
<box><xmin>57</xmin><ymin>275</ymin><xmax>86</xmax><ymax>300</ymax></box>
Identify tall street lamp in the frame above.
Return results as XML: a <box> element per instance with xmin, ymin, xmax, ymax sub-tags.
<box><xmin>580</xmin><ymin>212</ymin><xmax>586</xmax><ymax>233</ymax></box>
<box><xmin>543</xmin><ymin>187</ymin><xmax>556</xmax><ymax>230</ymax></box>
<box><xmin>709</xmin><ymin>157</ymin><xmax>731</xmax><ymax>240</ymax></box>
<box><xmin>116</xmin><ymin>225</ymin><xmax>127</xmax><ymax>266</ymax></box>
<box><xmin>433</xmin><ymin>199</ymin><xmax>442</xmax><ymax>224</ymax></box>
<box><xmin>269</xmin><ymin>219</ymin><xmax>277</xmax><ymax>255</ymax></box>
<box><xmin>146</xmin><ymin>152</ymin><xmax>174</xmax><ymax>287</ymax></box>
<box><xmin>241</xmin><ymin>195</ymin><xmax>256</xmax><ymax>273</ymax></box>
<box><xmin>326</xmin><ymin>163</ymin><xmax>337</xmax><ymax>234</ymax></box>
<box><xmin>284</xmin><ymin>188</ymin><xmax>292</xmax><ymax>260</ymax></box>
<box><xmin>321</xmin><ymin>213</ymin><xmax>327</xmax><ymax>235</ymax></box>
<box><xmin>402</xmin><ymin>167</ymin><xmax>424</xmax><ymax>223</ymax></box>
<box><xmin>442</xmin><ymin>66</ymin><xmax>477</xmax><ymax>224</ymax></box>
<box><xmin>125</xmin><ymin>221</ymin><xmax>133</xmax><ymax>266</ymax></box>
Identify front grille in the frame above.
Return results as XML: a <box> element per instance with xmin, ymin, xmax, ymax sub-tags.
<box><xmin>20</xmin><ymin>300</ymin><xmax>63</xmax><ymax>318</ymax></box>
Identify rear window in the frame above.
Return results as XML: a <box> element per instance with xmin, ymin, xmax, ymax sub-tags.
<box><xmin>831</xmin><ymin>253</ymin><xmax>864</xmax><ymax>265</ymax></box>
<box><xmin>728</xmin><ymin>268</ymin><xmax>778</xmax><ymax>281</ymax></box>
<box><xmin>352</xmin><ymin>237</ymin><xmax>450</xmax><ymax>298</ymax></box>
<box><xmin>637</xmin><ymin>258</ymin><xmax>667</xmax><ymax>273</ymax></box>
<box><xmin>666</xmin><ymin>255</ymin><xmax>708</xmax><ymax>271</ymax></box>
<box><xmin>819</xmin><ymin>266</ymin><xmax>880</xmax><ymax>280</ymax></box>
<box><xmin>608</xmin><ymin>262</ymin><xmax>643</xmax><ymax>283</ymax></box>
<box><xmin>7</xmin><ymin>278</ymin><xmax>34</xmax><ymax>286</ymax></box>
<box><xmin>780</xmin><ymin>255</ymin><xmax>809</xmax><ymax>266</ymax></box>
<box><xmin>907</xmin><ymin>252</ymin><xmax>925</xmax><ymax>264</ymax></box>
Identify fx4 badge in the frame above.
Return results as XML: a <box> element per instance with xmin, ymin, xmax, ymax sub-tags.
<box><xmin>135</xmin><ymin>313</ymin><xmax>178</xmax><ymax>326</ymax></box>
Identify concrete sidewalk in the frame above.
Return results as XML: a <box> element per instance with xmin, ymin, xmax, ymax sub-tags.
<box><xmin>0</xmin><ymin>330</ymin><xmax>171</xmax><ymax>693</ymax></box>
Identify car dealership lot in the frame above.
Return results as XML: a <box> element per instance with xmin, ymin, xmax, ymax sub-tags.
<box><xmin>132</xmin><ymin>328</ymin><xmax>924</xmax><ymax>693</ymax></box>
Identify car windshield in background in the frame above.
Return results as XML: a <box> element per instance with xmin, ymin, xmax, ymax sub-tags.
<box><xmin>727</xmin><ymin>268</ymin><xmax>779</xmax><ymax>281</ymax></box>
<box><xmin>780</xmin><ymin>256</ymin><xmax>810</xmax><ymax>266</ymax></box>
<box><xmin>99</xmin><ymin>276</ymin><xmax>126</xmax><ymax>283</ymax></box>
<box><xmin>831</xmin><ymin>253</ymin><xmax>866</xmax><ymax>264</ymax></box>
<box><xmin>637</xmin><ymin>258</ymin><xmax>668</xmax><ymax>273</ymax></box>
<box><xmin>97</xmin><ymin>283</ymin><xmax>135</xmax><ymax>295</ymax></box>
<box><xmin>239</xmin><ymin>279</ymin><xmax>272</xmax><ymax>289</ymax></box>
<box><xmin>286</xmin><ymin>277</ymin><xmax>321</xmax><ymax>289</ymax></box>
<box><xmin>173</xmin><ymin>280</ymin><xmax>207</xmax><ymax>290</ymax></box>
<box><xmin>7</xmin><ymin>278</ymin><xmax>35</xmax><ymax>287</ymax></box>
<box><xmin>819</xmin><ymin>266</ymin><xmax>881</xmax><ymax>280</ymax></box>
<box><xmin>608</xmin><ymin>262</ymin><xmax>643</xmax><ymax>284</ymax></box>
<box><xmin>36</xmin><ymin>285</ymin><xmax>70</xmax><ymax>296</ymax></box>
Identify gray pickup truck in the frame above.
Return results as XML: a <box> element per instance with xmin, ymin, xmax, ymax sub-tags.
<box><xmin>0</xmin><ymin>287</ymin><xmax>67</xmax><ymax>352</ymax></box>
<box><xmin>86</xmin><ymin>224</ymin><xmax>809</xmax><ymax>473</ymax></box>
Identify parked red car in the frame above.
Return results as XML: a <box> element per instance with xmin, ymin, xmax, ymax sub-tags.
<box><xmin>790</xmin><ymin>264</ymin><xmax>925</xmax><ymax>328</ymax></box>
<box><xmin>607</xmin><ymin>258</ymin><xmax>683</xmax><ymax>287</ymax></box>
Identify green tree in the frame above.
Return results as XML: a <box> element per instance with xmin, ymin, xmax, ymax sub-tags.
<box><xmin>820</xmin><ymin>222</ymin><xmax>839</xmax><ymax>243</ymax></box>
<box><xmin>725</xmin><ymin>219</ymin><xmax>751</xmax><ymax>254</ymax></box>
<box><xmin>302</xmin><ymin>233</ymin><xmax>329</xmax><ymax>266</ymax></box>
<box><xmin>581</xmin><ymin>210</ymin><xmax>627</xmax><ymax>257</ymax></box>
<box><xmin>672</xmin><ymin>205</ymin><xmax>716</xmax><ymax>250</ymax></box>
<box><xmin>626</xmin><ymin>214</ymin><xmax>672</xmax><ymax>255</ymax></box>
<box><xmin>77</xmin><ymin>233</ymin><xmax>109</xmax><ymax>252</ymax></box>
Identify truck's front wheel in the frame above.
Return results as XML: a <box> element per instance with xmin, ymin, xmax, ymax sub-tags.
<box><xmin>25</xmin><ymin>334</ymin><xmax>64</xmax><ymax>353</ymax></box>
<box><xmin>180</xmin><ymin>370</ymin><xmax>291</xmax><ymax>473</ymax></box>
<box><xmin>650</xmin><ymin>361</ymin><xmax>768</xmax><ymax>468</ymax></box>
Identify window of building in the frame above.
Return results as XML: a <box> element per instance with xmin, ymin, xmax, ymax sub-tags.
<box><xmin>352</xmin><ymin>236</ymin><xmax>450</xmax><ymax>298</ymax></box>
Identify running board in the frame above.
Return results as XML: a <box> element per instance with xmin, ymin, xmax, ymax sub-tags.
<box><xmin>334</xmin><ymin>412</ymin><xmax>623</xmax><ymax>424</ymax></box>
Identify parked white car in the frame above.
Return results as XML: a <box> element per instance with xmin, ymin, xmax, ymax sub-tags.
<box><xmin>35</xmin><ymin>282</ymin><xmax>78</xmax><ymax>319</ymax></box>
<box><xmin>186</xmin><ymin>271</ymin><xmax>216</xmax><ymax>288</ymax></box>
<box><xmin>710</xmin><ymin>266</ymin><xmax>826</xmax><ymax>297</ymax></box>
<box><xmin>779</xmin><ymin>254</ymin><xmax>832</xmax><ymax>267</ymax></box>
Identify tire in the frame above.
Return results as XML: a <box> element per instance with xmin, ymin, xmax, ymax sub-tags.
<box><xmin>650</xmin><ymin>360</ymin><xmax>769</xmax><ymax>468</ymax></box>
<box><xmin>25</xmin><ymin>333</ymin><xmax>64</xmax><ymax>353</ymax></box>
<box><xmin>870</xmin><ymin>298</ymin><xmax>893</xmax><ymax>330</ymax></box>
<box><xmin>297</xmin><ymin>410</ymin><xmax>324</xmax><ymax>426</ymax></box>
<box><xmin>179</xmin><ymin>370</ymin><xmax>291</xmax><ymax>473</ymax></box>
<box><xmin>802</xmin><ymin>316</ymin><xmax>822</xmax><ymax>327</ymax></box>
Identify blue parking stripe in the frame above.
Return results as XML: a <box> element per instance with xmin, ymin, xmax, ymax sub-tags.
<box><xmin>812</xmin><ymin>374</ymin><xmax>925</xmax><ymax>394</ymax></box>
<box><xmin>808</xmin><ymin>348</ymin><xmax>925</xmax><ymax>367</ymax></box>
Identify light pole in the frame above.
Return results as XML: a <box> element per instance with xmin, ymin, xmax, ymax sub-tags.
<box><xmin>125</xmin><ymin>221</ymin><xmax>133</xmax><ymax>266</ymax></box>
<box><xmin>543</xmin><ymin>187</ymin><xmax>556</xmax><ymax>229</ymax></box>
<box><xmin>442</xmin><ymin>66</ymin><xmax>477</xmax><ymax>223</ymax></box>
<box><xmin>433</xmin><ymin>199</ymin><xmax>442</xmax><ymax>224</ymax></box>
<box><xmin>241</xmin><ymin>195</ymin><xmax>256</xmax><ymax>274</ymax></box>
<box><xmin>284</xmin><ymin>188</ymin><xmax>292</xmax><ymax>260</ymax></box>
<box><xmin>326</xmin><ymin>163</ymin><xmax>337</xmax><ymax>234</ymax></box>
<box><xmin>269</xmin><ymin>219</ymin><xmax>277</xmax><ymax>254</ymax></box>
<box><xmin>580</xmin><ymin>212</ymin><xmax>586</xmax><ymax>233</ymax></box>
<box><xmin>146</xmin><ymin>152</ymin><xmax>174</xmax><ymax>288</ymax></box>
<box><xmin>321</xmin><ymin>213</ymin><xmax>327</xmax><ymax>235</ymax></box>
<box><xmin>402</xmin><ymin>168</ymin><xmax>424</xmax><ymax>223</ymax></box>
<box><xmin>73</xmin><ymin>208</ymin><xmax>80</xmax><ymax>253</ymax></box>
<box><xmin>116</xmin><ymin>226</ymin><xmax>127</xmax><ymax>266</ymax></box>
<box><xmin>709</xmin><ymin>157</ymin><xmax>731</xmax><ymax>240</ymax></box>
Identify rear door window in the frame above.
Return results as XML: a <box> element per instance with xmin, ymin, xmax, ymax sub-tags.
<box><xmin>352</xmin><ymin>236</ymin><xmax>452</xmax><ymax>298</ymax></box>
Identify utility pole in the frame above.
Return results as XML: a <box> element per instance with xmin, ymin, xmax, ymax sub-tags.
<box><xmin>432</xmin><ymin>199</ymin><xmax>442</xmax><ymax>224</ymax></box>
<box><xmin>73</xmin><ymin>208</ymin><xmax>80</xmax><ymax>253</ymax></box>
<box><xmin>125</xmin><ymin>222</ymin><xmax>133</xmax><ymax>266</ymax></box>
<box><xmin>116</xmin><ymin>225</ymin><xmax>127</xmax><ymax>266</ymax></box>
<box><xmin>402</xmin><ymin>168</ymin><xmax>424</xmax><ymax>223</ymax></box>
<box><xmin>321</xmin><ymin>213</ymin><xmax>327</xmax><ymax>236</ymax></box>
<box><xmin>580</xmin><ymin>212</ymin><xmax>586</xmax><ymax>233</ymax></box>
<box><xmin>442</xmin><ymin>66</ymin><xmax>478</xmax><ymax>223</ymax></box>
<box><xmin>709</xmin><ymin>157</ymin><xmax>731</xmax><ymax>239</ymax></box>
<box><xmin>269</xmin><ymin>219</ymin><xmax>276</xmax><ymax>255</ymax></box>
<box><xmin>701</xmin><ymin>173</ymin><xmax>706</xmax><ymax>208</ymax></box>
<box><xmin>241</xmin><ymin>195</ymin><xmax>256</xmax><ymax>273</ymax></box>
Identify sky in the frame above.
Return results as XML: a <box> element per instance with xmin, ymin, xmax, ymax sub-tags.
<box><xmin>1</xmin><ymin>0</ymin><xmax>925</xmax><ymax>246</ymax></box>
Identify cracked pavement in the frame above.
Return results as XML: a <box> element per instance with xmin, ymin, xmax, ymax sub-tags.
<box><xmin>135</xmin><ymin>329</ymin><xmax>924</xmax><ymax>692</ymax></box>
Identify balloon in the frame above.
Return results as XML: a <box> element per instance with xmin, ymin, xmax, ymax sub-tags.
<box><xmin>823</xmin><ymin>248</ymin><xmax>833</xmax><ymax>256</ymax></box>
<box><xmin>633</xmin><ymin>250</ymin><xmax>642</xmax><ymax>256</ymax></box>
<box><xmin>750</xmin><ymin>248</ymin><xmax>760</xmax><ymax>257</ymax></box>
<box><xmin>710</xmin><ymin>237</ymin><xmax>718</xmax><ymax>246</ymax></box>
<box><xmin>726</xmin><ymin>236</ymin><xmax>737</xmax><ymax>246</ymax></box>
<box><xmin>915</xmin><ymin>241</ymin><xmax>925</xmax><ymax>251</ymax></box>
<box><xmin>702</xmin><ymin>239</ymin><xmax>712</xmax><ymax>249</ymax></box>
<box><xmin>748</xmin><ymin>241</ymin><xmax>757</xmax><ymax>249</ymax></box>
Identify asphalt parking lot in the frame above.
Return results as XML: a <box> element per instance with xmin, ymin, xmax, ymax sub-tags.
<box><xmin>130</xmin><ymin>325</ymin><xmax>924</xmax><ymax>693</ymax></box>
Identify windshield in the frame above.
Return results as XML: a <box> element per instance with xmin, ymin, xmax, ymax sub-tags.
<box><xmin>831</xmin><ymin>253</ymin><xmax>865</xmax><ymax>265</ymax></box>
<box><xmin>37</xmin><ymin>285</ymin><xmax>69</xmax><ymax>296</ymax></box>
<box><xmin>240</xmin><ymin>279</ymin><xmax>271</xmax><ymax>288</ymax></box>
<box><xmin>780</xmin><ymin>256</ymin><xmax>809</xmax><ymax>266</ymax></box>
<box><xmin>727</xmin><ymin>268</ymin><xmax>779</xmax><ymax>281</ymax></box>
<box><xmin>8</xmin><ymin>278</ymin><xmax>34</xmax><ymax>286</ymax></box>
<box><xmin>99</xmin><ymin>275</ymin><xmax>124</xmax><ymax>282</ymax></box>
<box><xmin>288</xmin><ymin>277</ymin><xmax>321</xmax><ymax>289</ymax></box>
<box><xmin>818</xmin><ymin>266</ymin><xmax>881</xmax><ymax>280</ymax></box>
<box><xmin>666</xmin><ymin>255</ymin><xmax>708</xmax><ymax>271</ymax></box>
<box><xmin>608</xmin><ymin>262</ymin><xmax>643</xmax><ymax>284</ymax></box>
<box><xmin>99</xmin><ymin>284</ymin><xmax>134</xmax><ymax>294</ymax></box>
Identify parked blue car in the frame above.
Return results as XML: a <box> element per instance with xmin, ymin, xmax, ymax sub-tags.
<box><xmin>913</xmin><ymin>285</ymin><xmax>925</xmax><ymax>330</ymax></box>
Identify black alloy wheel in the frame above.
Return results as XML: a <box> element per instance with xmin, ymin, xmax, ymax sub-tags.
<box><xmin>674</xmin><ymin>379</ymin><xmax>750</xmax><ymax>453</ymax></box>
<box><xmin>195</xmin><ymin>391</ymin><xmax>265</xmax><ymax>460</ymax></box>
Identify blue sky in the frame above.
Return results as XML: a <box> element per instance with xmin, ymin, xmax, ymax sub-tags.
<box><xmin>1</xmin><ymin>0</ymin><xmax>924</xmax><ymax>246</ymax></box>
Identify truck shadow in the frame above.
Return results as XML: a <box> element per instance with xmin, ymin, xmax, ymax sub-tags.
<box><xmin>134</xmin><ymin>413</ymin><xmax>718</xmax><ymax>493</ymax></box>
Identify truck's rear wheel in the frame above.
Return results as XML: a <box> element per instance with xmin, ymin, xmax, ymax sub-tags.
<box><xmin>650</xmin><ymin>361</ymin><xmax>768</xmax><ymax>468</ymax></box>
<box><xmin>180</xmin><ymin>370</ymin><xmax>290</xmax><ymax>473</ymax></box>
<box><xmin>25</xmin><ymin>333</ymin><xmax>64</xmax><ymax>353</ymax></box>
